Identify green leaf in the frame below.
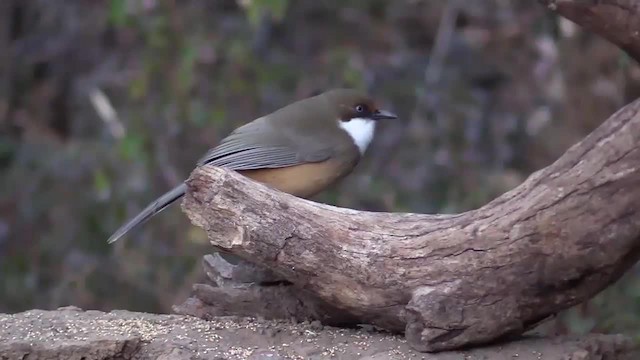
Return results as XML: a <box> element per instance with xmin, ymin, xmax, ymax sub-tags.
<box><xmin>108</xmin><ymin>0</ymin><xmax>128</xmax><ymax>27</ymax></box>
<box><xmin>93</xmin><ymin>168</ymin><xmax>111</xmax><ymax>193</ymax></box>
<box><xmin>189</xmin><ymin>101</ymin><xmax>209</xmax><ymax>127</ymax></box>
<box><xmin>343</xmin><ymin>67</ymin><xmax>364</xmax><ymax>87</ymax></box>
<box><xmin>129</xmin><ymin>73</ymin><xmax>148</xmax><ymax>100</ymax></box>
<box><xmin>245</xmin><ymin>0</ymin><xmax>289</xmax><ymax>27</ymax></box>
<box><xmin>266</xmin><ymin>0</ymin><xmax>289</xmax><ymax>21</ymax></box>
<box><xmin>210</xmin><ymin>107</ymin><xmax>227</xmax><ymax>125</ymax></box>
<box><xmin>118</xmin><ymin>133</ymin><xmax>145</xmax><ymax>161</ymax></box>
<box><xmin>178</xmin><ymin>43</ymin><xmax>197</xmax><ymax>93</ymax></box>
<box><xmin>147</xmin><ymin>16</ymin><xmax>169</xmax><ymax>49</ymax></box>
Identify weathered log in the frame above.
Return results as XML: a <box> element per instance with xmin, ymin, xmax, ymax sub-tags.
<box><xmin>180</xmin><ymin>96</ymin><xmax>640</xmax><ymax>352</ymax></box>
<box><xmin>539</xmin><ymin>0</ymin><xmax>640</xmax><ymax>63</ymax></box>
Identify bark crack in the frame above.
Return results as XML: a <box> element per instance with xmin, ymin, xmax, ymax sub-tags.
<box><xmin>275</xmin><ymin>232</ymin><xmax>297</xmax><ymax>262</ymax></box>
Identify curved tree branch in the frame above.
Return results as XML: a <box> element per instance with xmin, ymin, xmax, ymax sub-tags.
<box><xmin>539</xmin><ymin>0</ymin><xmax>640</xmax><ymax>63</ymax></box>
<box><xmin>180</xmin><ymin>98</ymin><xmax>640</xmax><ymax>351</ymax></box>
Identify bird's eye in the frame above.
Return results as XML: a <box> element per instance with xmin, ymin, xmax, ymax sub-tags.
<box><xmin>355</xmin><ymin>104</ymin><xmax>366</xmax><ymax>113</ymax></box>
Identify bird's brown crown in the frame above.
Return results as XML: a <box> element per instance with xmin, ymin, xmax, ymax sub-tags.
<box><xmin>321</xmin><ymin>89</ymin><xmax>380</xmax><ymax>122</ymax></box>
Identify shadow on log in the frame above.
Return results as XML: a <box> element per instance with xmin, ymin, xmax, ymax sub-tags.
<box><xmin>174</xmin><ymin>0</ymin><xmax>640</xmax><ymax>353</ymax></box>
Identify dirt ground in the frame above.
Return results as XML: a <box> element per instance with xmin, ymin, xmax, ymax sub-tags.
<box><xmin>0</xmin><ymin>307</ymin><xmax>635</xmax><ymax>359</ymax></box>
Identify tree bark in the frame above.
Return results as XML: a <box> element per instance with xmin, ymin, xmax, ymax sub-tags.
<box><xmin>175</xmin><ymin>0</ymin><xmax>640</xmax><ymax>353</ymax></box>
<box><xmin>539</xmin><ymin>0</ymin><xmax>640</xmax><ymax>63</ymax></box>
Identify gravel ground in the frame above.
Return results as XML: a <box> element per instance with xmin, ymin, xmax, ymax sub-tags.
<box><xmin>0</xmin><ymin>307</ymin><xmax>636</xmax><ymax>359</ymax></box>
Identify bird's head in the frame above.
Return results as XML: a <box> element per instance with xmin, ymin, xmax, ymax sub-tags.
<box><xmin>321</xmin><ymin>88</ymin><xmax>397</xmax><ymax>154</ymax></box>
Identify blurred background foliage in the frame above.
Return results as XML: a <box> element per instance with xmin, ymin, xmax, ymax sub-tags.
<box><xmin>1</xmin><ymin>0</ymin><xmax>640</xmax><ymax>339</ymax></box>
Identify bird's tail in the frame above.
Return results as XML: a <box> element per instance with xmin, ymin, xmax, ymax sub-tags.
<box><xmin>107</xmin><ymin>183</ymin><xmax>187</xmax><ymax>244</ymax></box>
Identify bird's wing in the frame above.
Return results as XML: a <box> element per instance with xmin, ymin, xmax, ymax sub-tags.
<box><xmin>196</xmin><ymin>119</ymin><xmax>332</xmax><ymax>170</ymax></box>
<box><xmin>107</xmin><ymin>117</ymin><xmax>332</xmax><ymax>244</ymax></box>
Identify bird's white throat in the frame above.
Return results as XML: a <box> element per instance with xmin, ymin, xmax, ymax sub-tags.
<box><xmin>338</xmin><ymin>118</ymin><xmax>376</xmax><ymax>154</ymax></box>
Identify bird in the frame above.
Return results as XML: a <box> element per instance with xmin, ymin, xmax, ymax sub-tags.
<box><xmin>107</xmin><ymin>88</ymin><xmax>397</xmax><ymax>244</ymax></box>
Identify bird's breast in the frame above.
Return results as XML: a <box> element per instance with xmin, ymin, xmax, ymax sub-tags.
<box><xmin>238</xmin><ymin>156</ymin><xmax>359</xmax><ymax>199</ymax></box>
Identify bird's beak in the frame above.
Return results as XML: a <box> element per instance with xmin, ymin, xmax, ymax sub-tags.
<box><xmin>372</xmin><ymin>109</ymin><xmax>398</xmax><ymax>120</ymax></box>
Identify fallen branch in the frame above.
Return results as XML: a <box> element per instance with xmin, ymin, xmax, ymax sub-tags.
<box><xmin>180</xmin><ymin>97</ymin><xmax>640</xmax><ymax>351</ymax></box>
